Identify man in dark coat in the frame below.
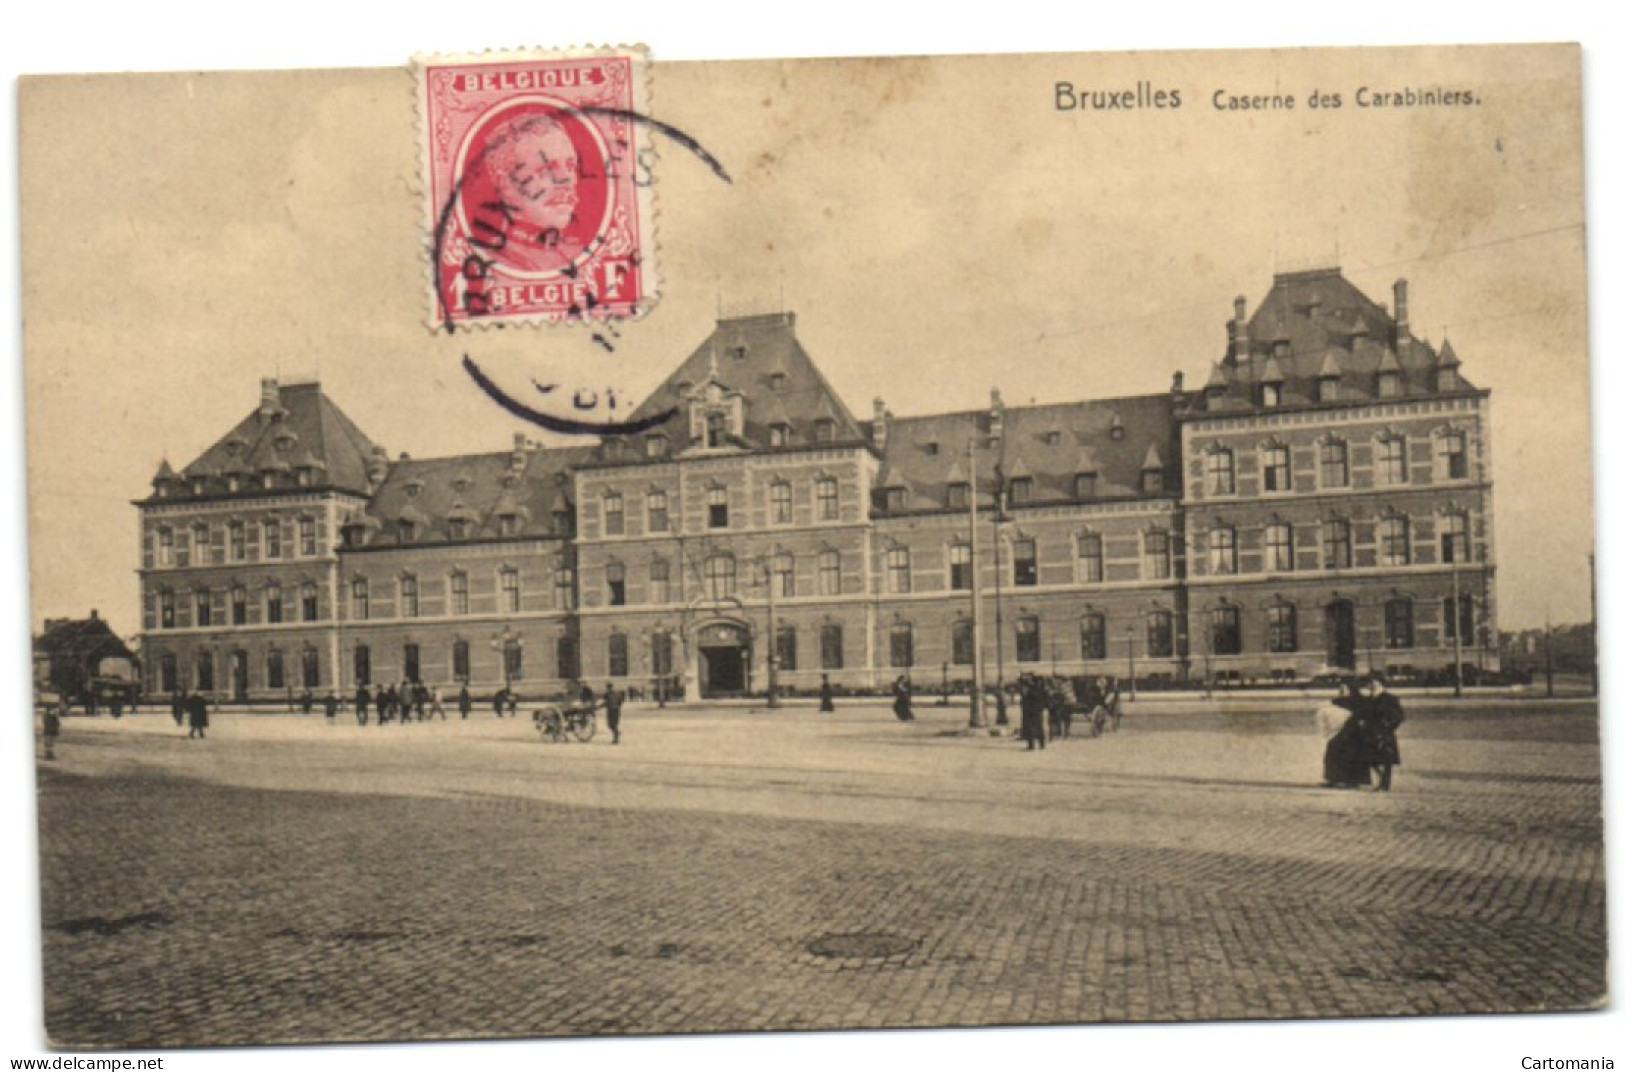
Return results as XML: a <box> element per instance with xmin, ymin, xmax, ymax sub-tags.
<box><xmin>323</xmin><ymin>691</ymin><xmax>340</xmax><ymax>723</ymax></box>
<box><xmin>354</xmin><ymin>683</ymin><xmax>370</xmax><ymax>726</ymax></box>
<box><xmin>604</xmin><ymin>682</ymin><xmax>624</xmax><ymax>744</ymax></box>
<box><xmin>1363</xmin><ymin>672</ymin><xmax>1405</xmax><ymax>791</ymax></box>
<box><xmin>818</xmin><ymin>673</ymin><xmax>835</xmax><ymax>714</ymax></box>
<box><xmin>1018</xmin><ymin>674</ymin><xmax>1046</xmax><ymax>750</ymax></box>
<box><xmin>458</xmin><ymin>684</ymin><xmax>472</xmax><ymax>720</ymax></box>
<box><xmin>170</xmin><ymin>690</ymin><xmax>185</xmax><ymax>728</ymax></box>
<box><xmin>187</xmin><ymin>692</ymin><xmax>209</xmax><ymax>739</ymax></box>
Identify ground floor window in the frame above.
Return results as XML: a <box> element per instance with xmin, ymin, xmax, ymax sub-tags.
<box><xmin>889</xmin><ymin>622</ymin><xmax>913</xmax><ymax>668</ymax></box>
<box><xmin>353</xmin><ymin>645</ymin><xmax>371</xmax><ymax>687</ymax></box>
<box><xmin>159</xmin><ymin>654</ymin><xmax>177</xmax><ymax>694</ymax></box>
<box><xmin>302</xmin><ymin>648</ymin><xmax>319</xmax><ymax>689</ymax></box>
<box><xmin>266</xmin><ymin>650</ymin><xmax>285</xmax><ymax>691</ymax></box>
<box><xmin>1016</xmin><ymin>616</ymin><xmax>1042</xmax><ymax>663</ymax></box>
<box><xmin>1385</xmin><ymin>598</ymin><xmax>1415</xmax><ymax>649</ymax></box>
<box><xmin>196</xmin><ymin>651</ymin><xmax>215</xmax><ymax>692</ymax></box>
<box><xmin>820</xmin><ymin>624</ymin><xmax>843</xmax><ymax>670</ymax></box>
<box><xmin>452</xmin><ymin>640</ymin><xmax>470</xmax><ymax>682</ymax></box>
<box><xmin>1079</xmin><ymin>614</ymin><xmax>1106</xmax><ymax>661</ymax></box>
<box><xmin>1211</xmin><ymin>606</ymin><xmax>1242</xmax><ymax>656</ymax></box>
<box><xmin>652</xmin><ymin>632</ymin><xmax>674</xmax><ymax>677</ymax></box>
<box><xmin>1147</xmin><ymin>610</ymin><xmax>1174</xmax><ymax>659</ymax></box>
<box><xmin>1267</xmin><ymin>604</ymin><xmax>1298</xmax><ymax>654</ymax></box>
<box><xmin>775</xmin><ymin>625</ymin><xmax>797</xmax><ymax>672</ymax></box>
<box><xmin>951</xmin><ymin>619</ymin><xmax>974</xmax><ymax>666</ymax></box>
<box><xmin>608</xmin><ymin>634</ymin><xmax>629</xmax><ymax>677</ymax></box>
<box><xmin>557</xmin><ymin>636</ymin><xmax>580</xmax><ymax>682</ymax></box>
<box><xmin>404</xmin><ymin>643</ymin><xmax>421</xmax><ymax>683</ymax></box>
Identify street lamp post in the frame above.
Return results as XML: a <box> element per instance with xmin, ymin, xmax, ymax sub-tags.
<box><xmin>1126</xmin><ymin>625</ymin><xmax>1137</xmax><ymax>702</ymax></box>
<box><xmin>761</xmin><ymin>556</ymin><xmax>780</xmax><ymax>710</ymax></box>
<box><xmin>991</xmin><ymin>471</ymin><xmax>1008</xmax><ymax>726</ymax></box>
<box><xmin>491</xmin><ymin>627</ymin><xmax>523</xmax><ymax>695</ymax></box>
<box><xmin>1451</xmin><ymin>562</ymin><xmax>1464</xmax><ymax>698</ymax></box>
<box><xmin>967</xmin><ymin>437</ymin><xmax>988</xmax><ymax>729</ymax></box>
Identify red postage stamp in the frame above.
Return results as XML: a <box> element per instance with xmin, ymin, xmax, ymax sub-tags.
<box><xmin>415</xmin><ymin>47</ymin><xmax>656</xmax><ymax>328</ymax></box>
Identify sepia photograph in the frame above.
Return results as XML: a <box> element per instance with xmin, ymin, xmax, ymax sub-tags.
<box><xmin>4</xmin><ymin>11</ymin><xmax>1616</xmax><ymax>1071</ymax></box>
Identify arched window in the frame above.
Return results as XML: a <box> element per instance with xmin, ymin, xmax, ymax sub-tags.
<box><xmin>951</xmin><ymin>619</ymin><xmax>975</xmax><ymax>666</ymax></box>
<box><xmin>1207</xmin><ymin>448</ymin><xmax>1235</xmax><ymax>495</ymax></box>
<box><xmin>1264</xmin><ymin>522</ymin><xmax>1294</xmax><ymax>572</ymax></box>
<box><xmin>705</xmin><ymin>554</ymin><xmax>736</xmax><ymax>601</ymax></box>
<box><xmin>889</xmin><ymin>621</ymin><xmax>914</xmax><ymax>668</ymax></box>
<box><xmin>1267</xmin><ymin>604</ymin><xmax>1298</xmax><ymax>653</ymax></box>
<box><xmin>1384</xmin><ymin>598</ymin><xmax>1415</xmax><ymax>649</ymax></box>
<box><xmin>818</xmin><ymin>549</ymin><xmax>842</xmax><ymax>596</ymax></box>
<box><xmin>1380</xmin><ymin>516</ymin><xmax>1411</xmax><ymax>566</ymax></box>
<box><xmin>400</xmin><ymin>575</ymin><xmax>419</xmax><ymax>618</ymax></box>
<box><xmin>606</xmin><ymin>562</ymin><xmax>626</xmax><ymax>606</ymax></box>
<box><xmin>1079</xmin><ymin>613</ymin><xmax>1105</xmax><ymax>661</ymax></box>
<box><xmin>1147</xmin><ymin>609</ymin><xmax>1174</xmax><ymax>658</ymax></box>
<box><xmin>607</xmin><ymin>634</ymin><xmax>629</xmax><ymax>677</ymax></box>
<box><xmin>885</xmin><ymin>546</ymin><xmax>911</xmax><ymax>594</ymax></box>
<box><xmin>949</xmin><ymin>543</ymin><xmax>972</xmax><ymax>590</ymax></box>
<box><xmin>770</xmin><ymin>481</ymin><xmax>793</xmax><ymax>524</ymax></box>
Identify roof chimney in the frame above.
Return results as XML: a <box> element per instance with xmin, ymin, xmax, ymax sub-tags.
<box><xmin>367</xmin><ymin>445</ymin><xmax>390</xmax><ymax>486</ymax></box>
<box><xmin>1233</xmin><ymin>296</ymin><xmax>1249</xmax><ymax>363</ymax></box>
<box><xmin>258</xmin><ymin>378</ymin><xmax>281</xmax><ymax>421</ymax></box>
<box><xmin>1170</xmin><ymin>371</ymin><xmax>1185</xmax><ymax>395</ymax></box>
<box><xmin>871</xmin><ymin>398</ymin><xmax>889</xmax><ymax>452</ymax></box>
<box><xmin>1393</xmin><ymin>279</ymin><xmax>1410</xmax><ymax>347</ymax></box>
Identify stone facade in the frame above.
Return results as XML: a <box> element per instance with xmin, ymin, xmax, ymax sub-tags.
<box><xmin>135</xmin><ymin>268</ymin><xmax>1496</xmax><ymax>701</ymax></box>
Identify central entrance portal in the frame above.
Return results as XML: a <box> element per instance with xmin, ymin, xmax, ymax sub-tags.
<box><xmin>697</xmin><ymin>622</ymin><xmax>751</xmax><ymax>697</ymax></box>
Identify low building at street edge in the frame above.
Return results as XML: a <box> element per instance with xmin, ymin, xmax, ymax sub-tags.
<box><xmin>135</xmin><ymin>266</ymin><xmax>1496</xmax><ymax>701</ymax></box>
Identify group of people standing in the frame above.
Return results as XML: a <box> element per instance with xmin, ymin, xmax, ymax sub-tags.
<box><xmin>348</xmin><ymin>681</ymin><xmax>456</xmax><ymax>725</ymax></box>
<box><xmin>1017</xmin><ymin>672</ymin><xmax>1122</xmax><ymax>750</ymax></box>
<box><xmin>1316</xmin><ymin>671</ymin><xmax>1406</xmax><ymax>791</ymax></box>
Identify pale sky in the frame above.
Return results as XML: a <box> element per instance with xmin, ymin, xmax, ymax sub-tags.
<box><xmin>20</xmin><ymin>44</ymin><xmax>1589</xmax><ymax>635</ymax></box>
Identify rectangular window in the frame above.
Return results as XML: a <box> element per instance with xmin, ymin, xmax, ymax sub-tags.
<box><xmin>1008</xmin><ymin>477</ymin><xmax>1033</xmax><ymax>505</ymax></box>
<box><xmin>1320</xmin><ymin>441</ymin><xmax>1350</xmax><ymax>488</ymax></box>
<box><xmin>401</xmin><ymin>575</ymin><xmax>419</xmax><ymax>618</ymax></box>
<box><xmin>606</xmin><ymin>563</ymin><xmax>626</xmax><ymax>606</ymax></box>
<box><xmin>1385</xmin><ymin>599</ymin><xmax>1415</xmax><ymax>649</ymax></box>
<box><xmin>1015</xmin><ymin>538</ymin><xmax>1039</xmax><ymax>586</ymax></box>
<box><xmin>772</xmin><ymin>552</ymin><xmax>795</xmax><ymax>598</ymax></box>
<box><xmin>1324</xmin><ymin>519</ymin><xmax>1352</xmax><ymax>570</ymax></box>
<box><xmin>817</xmin><ymin>477</ymin><xmax>839</xmax><ymax>521</ymax></box>
<box><xmin>774</xmin><ymin>626</ymin><xmax>797</xmax><ymax>672</ymax></box>
<box><xmin>175</xmin><ymin>530</ymin><xmax>191</xmax><ymax>568</ymax></box>
<box><xmin>231</xmin><ymin>587</ymin><xmax>248</xmax><ymax>624</ymax></box>
<box><xmin>450</xmin><ymin>640</ymin><xmax>470</xmax><ymax>682</ymax></box>
<box><xmin>302</xmin><ymin>583</ymin><xmax>319</xmax><ymax>622</ymax></box>
<box><xmin>1207</xmin><ymin>450</ymin><xmax>1235</xmax><ymax>496</ymax></box>
<box><xmin>1262</xmin><ymin>445</ymin><xmax>1292</xmax><ymax>492</ymax></box>
<box><xmin>945</xmin><ymin>482</ymin><xmax>968</xmax><ymax>510</ymax></box>
<box><xmin>403</xmin><ymin>644</ymin><xmax>421</xmax><ymax>683</ymax></box>
<box><xmin>263</xmin><ymin>519</ymin><xmax>282</xmax><ymax>559</ymax></box>
<box><xmin>556</xmin><ymin>637</ymin><xmax>580</xmax><ymax>681</ymax></box>
<box><xmin>818</xmin><ymin>550</ymin><xmax>841</xmax><ymax>596</ymax></box>
<box><xmin>647</xmin><ymin>490</ymin><xmax>669</xmax><ymax>533</ymax></box>
<box><xmin>159</xmin><ymin>654</ymin><xmax>177</xmax><ymax>694</ymax></box>
<box><xmin>1378</xmin><ymin>436</ymin><xmax>1409</xmax><ymax>484</ymax></box>
<box><xmin>812</xmin><ymin>418</ymin><xmax>834</xmax><ymax>444</ymax></box>
<box><xmin>884</xmin><ymin>487</ymin><xmax>908</xmax><ymax>512</ymax></box>
<box><xmin>1147</xmin><ymin>610</ymin><xmax>1174</xmax><ymax>658</ymax></box>
<box><xmin>446</xmin><ymin>572</ymin><xmax>468</xmax><ymax>615</ymax></box>
<box><xmin>951</xmin><ymin>620</ymin><xmax>974</xmax><ymax>666</ymax></box>
<box><xmin>1074</xmin><ymin>472</ymin><xmax>1097</xmax><ymax>499</ymax></box>
<box><xmin>229</xmin><ymin>521</ymin><xmax>246</xmax><ymax>562</ymax></box>
<box><xmin>1211</xmin><ymin>606</ymin><xmax>1242</xmax><ymax>656</ymax></box>
<box><xmin>1264</xmin><ymin>522</ymin><xmax>1294</xmax><ymax>572</ymax></box>
<box><xmin>707</xmin><ymin>486</ymin><xmax>729</xmax><ymax>529</ymax></box>
<box><xmin>160</xmin><ymin>591</ymin><xmax>175</xmax><ymax>629</ymax></box>
<box><xmin>157</xmin><ymin>527</ymin><xmax>174</xmax><ymax>567</ymax></box>
<box><xmin>1444</xmin><ymin>595</ymin><xmax>1475</xmax><ymax>643</ymax></box>
<box><xmin>770</xmin><ymin>482</ymin><xmax>792</xmax><ymax>525</ymax></box>
<box><xmin>555</xmin><ymin>556</ymin><xmax>577</xmax><ymax>611</ymax></box>
<box><xmin>603</xmin><ymin>493</ymin><xmax>624</xmax><ymax>536</ymax></box>
<box><xmin>265</xmin><ymin>584</ymin><xmax>283</xmax><ymax>624</ymax></box>
<box><xmin>1441</xmin><ymin>513</ymin><xmax>1470</xmax><ymax>564</ymax></box>
<box><xmin>353</xmin><ymin>645</ymin><xmax>370</xmax><ymax>687</ymax></box>
<box><xmin>1079</xmin><ymin>615</ymin><xmax>1106</xmax><ymax>661</ymax></box>
<box><xmin>1016</xmin><ymin>617</ymin><xmax>1043</xmax><ymax>663</ymax></box>
<box><xmin>504</xmin><ymin>641</ymin><xmax>523</xmax><ymax>682</ymax></box>
<box><xmin>351</xmin><ymin>579</ymin><xmax>370</xmax><ymax>620</ymax></box>
<box><xmin>820</xmin><ymin>624</ymin><xmax>844</xmax><ymax>670</ymax></box>
<box><xmin>885</xmin><ymin>547</ymin><xmax>911</xmax><ymax>594</ymax></box>
<box><xmin>1267</xmin><ymin>605</ymin><xmax>1298</xmax><ymax>653</ymax></box>
<box><xmin>299</xmin><ymin>517</ymin><xmax>316</xmax><ymax>557</ymax></box>
<box><xmin>705</xmin><ymin>555</ymin><xmax>736</xmax><ymax>601</ymax></box>
<box><xmin>650</xmin><ymin>559</ymin><xmax>671</xmax><ymax>603</ymax></box>
<box><xmin>1381</xmin><ymin>517</ymin><xmax>1411</xmax><ymax>566</ymax></box>
<box><xmin>949</xmin><ymin>544</ymin><xmax>972</xmax><ymax>590</ymax></box>
<box><xmin>652</xmin><ymin>632</ymin><xmax>674</xmax><ymax>677</ymax></box>
<box><xmin>1144</xmin><ymin>530</ymin><xmax>1171</xmax><ymax>580</ymax></box>
<box><xmin>298</xmin><ymin>649</ymin><xmax>317</xmax><ymax>688</ymax></box>
<box><xmin>1443</xmin><ymin>432</ymin><xmax>1469</xmax><ymax>480</ymax></box>
<box><xmin>501</xmin><ymin>569</ymin><xmax>520</xmax><ymax>613</ymax></box>
<box><xmin>889</xmin><ymin>623</ymin><xmax>914</xmax><ymax>668</ymax></box>
<box><xmin>608</xmin><ymin>634</ymin><xmax>629</xmax><ymax>677</ymax></box>
<box><xmin>1209</xmin><ymin>527</ymin><xmax>1236</xmax><ymax>575</ymax></box>
<box><xmin>195</xmin><ymin>588</ymin><xmax>213</xmax><ymax>628</ymax></box>
<box><xmin>196</xmin><ymin>651</ymin><xmax>215</xmax><ymax>692</ymax></box>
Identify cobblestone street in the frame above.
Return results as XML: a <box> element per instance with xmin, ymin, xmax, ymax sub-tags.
<box><xmin>35</xmin><ymin>698</ymin><xmax>1606</xmax><ymax>1048</ymax></box>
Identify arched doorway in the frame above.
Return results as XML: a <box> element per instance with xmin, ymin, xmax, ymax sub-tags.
<box><xmin>1324</xmin><ymin>600</ymin><xmax>1357</xmax><ymax>671</ymax></box>
<box><xmin>696</xmin><ymin>621</ymin><xmax>751</xmax><ymax>697</ymax></box>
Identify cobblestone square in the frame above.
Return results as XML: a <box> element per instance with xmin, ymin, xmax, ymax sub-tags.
<box><xmin>34</xmin><ymin>697</ymin><xmax>1606</xmax><ymax>1048</ymax></box>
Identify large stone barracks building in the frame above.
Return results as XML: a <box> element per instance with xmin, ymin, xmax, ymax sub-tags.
<box><xmin>135</xmin><ymin>267</ymin><xmax>1496</xmax><ymax>701</ymax></box>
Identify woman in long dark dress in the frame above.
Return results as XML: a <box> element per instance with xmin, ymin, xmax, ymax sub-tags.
<box><xmin>1320</xmin><ymin>679</ymin><xmax>1371</xmax><ymax>788</ymax></box>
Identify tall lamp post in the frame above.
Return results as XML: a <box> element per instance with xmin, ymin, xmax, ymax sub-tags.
<box><xmin>991</xmin><ymin>464</ymin><xmax>1009</xmax><ymax>726</ymax></box>
<box><xmin>759</xmin><ymin>555</ymin><xmax>781</xmax><ymax>710</ymax></box>
<box><xmin>1126</xmin><ymin>624</ymin><xmax>1138</xmax><ymax>702</ymax></box>
<box><xmin>1451</xmin><ymin>562</ymin><xmax>1465</xmax><ymax>698</ymax></box>
<box><xmin>491</xmin><ymin>627</ymin><xmax>524</xmax><ymax>695</ymax></box>
<box><xmin>966</xmin><ymin>436</ymin><xmax>988</xmax><ymax>728</ymax></box>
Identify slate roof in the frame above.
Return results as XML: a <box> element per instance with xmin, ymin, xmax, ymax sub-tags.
<box><xmin>34</xmin><ymin>614</ymin><xmax>134</xmax><ymax>664</ymax></box>
<box><xmin>354</xmin><ymin>442</ymin><xmax>594</xmax><ymax>547</ymax></box>
<box><xmin>1192</xmin><ymin>268</ymin><xmax>1478</xmax><ymax>413</ymax></box>
<box><xmin>152</xmin><ymin>381</ymin><xmax>380</xmax><ymax>498</ymax></box>
<box><xmin>874</xmin><ymin>392</ymin><xmax>1180</xmax><ymax>513</ymax></box>
<box><xmin>598</xmin><ymin>312</ymin><xmax>870</xmax><ymax>461</ymax></box>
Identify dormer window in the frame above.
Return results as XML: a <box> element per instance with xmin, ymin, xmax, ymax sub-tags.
<box><xmin>296</xmin><ymin>467</ymin><xmax>312</xmax><ymax>487</ymax></box>
<box><xmin>769</xmin><ymin>422</ymin><xmax>791</xmax><ymax>448</ymax></box>
<box><xmin>1074</xmin><ymin>472</ymin><xmax>1097</xmax><ymax>499</ymax></box>
<box><xmin>261</xmin><ymin>471</ymin><xmax>276</xmax><ymax>489</ymax></box>
<box><xmin>769</xmin><ymin>371</ymin><xmax>787</xmax><ymax>392</ymax></box>
<box><xmin>1316</xmin><ymin>376</ymin><xmax>1340</xmax><ymax>403</ymax></box>
<box><xmin>1273</xmin><ymin>339</ymin><xmax>1291</xmax><ymax>359</ymax></box>
<box><xmin>399</xmin><ymin>520</ymin><xmax>416</xmax><ymax>543</ymax></box>
<box><xmin>605</xmin><ymin>438</ymin><xmax>625</xmax><ymax>460</ymax></box>
<box><xmin>645</xmin><ymin>434</ymin><xmax>667</xmax><ymax>459</ymax></box>
<box><xmin>1142</xmin><ymin>467</ymin><xmax>1164</xmax><ymax>493</ymax></box>
<box><xmin>1377</xmin><ymin>370</ymin><xmax>1402</xmax><ymax>398</ymax></box>
<box><xmin>447</xmin><ymin>518</ymin><xmax>468</xmax><ymax>541</ymax></box>
<box><xmin>1043</xmin><ymin>431</ymin><xmax>1061</xmax><ymax>446</ymax></box>
<box><xmin>946</xmin><ymin>481</ymin><xmax>969</xmax><ymax>509</ymax></box>
<box><xmin>883</xmin><ymin>487</ymin><xmax>908</xmax><ymax>512</ymax></box>
<box><xmin>553</xmin><ymin>508</ymin><xmax>574</xmax><ymax>536</ymax></box>
<box><xmin>500</xmin><ymin>514</ymin><xmax>521</xmax><ymax>538</ymax></box>
<box><xmin>812</xmin><ymin>418</ymin><xmax>835</xmax><ymax>444</ymax></box>
<box><xmin>1008</xmin><ymin>477</ymin><xmax>1033</xmax><ymax>504</ymax></box>
<box><xmin>1109</xmin><ymin>423</ymin><xmax>1125</xmax><ymax>443</ymax></box>
<box><xmin>729</xmin><ymin>345</ymin><xmax>747</xmax><ymax>361</ymax></box>
<box><xmin>1437</xmin><ymin>367</ymin><xmax>1459</xmax><ymax>392</ymax></box>
<box><xmin>1261</xmin><ymin>381</ymin><xmax>1282</xmax><ymax>408</ymax></box>
<box><xmin>706</xmin><ymin>411</ymin><xmax>727</xmax><ymax>448</ymax></box>
<box><xmin>190</xmin><ymin>477</ymin><xmax>206</xmax><ymax>495</ymax></box>
<box><xmin>923</xmin><ymin>441</ymin><xmax>940</xmax><ymax>456</ymax></box>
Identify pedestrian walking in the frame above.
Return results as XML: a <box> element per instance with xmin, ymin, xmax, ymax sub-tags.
<box><xmin>300</xmin><ymin>689</ymin><xmax>314</xmax><ymax>716</ymax></box>
<box><xmin>604</xmin><ymin>682</ymin><xmax>623</xmax><ymax>744</ymax></box>
<box><xmin>492</xmin><ymin>687</ymin><xmax>508</xmax><ymax>718</ymax></box>
<box><xmin>1363</xmin><ymin>672</ymin><xmax>1405</xmax><ymax>792</ymax></box>
<box><xmin>458</xmin><ymin>684</ymin><xmax>472</xmax><ymax>720</ymax></box>
<box><xmin>818</xmin><ymin>673</ymin><xmax>835</xmax><ymax>713</ymax></box>
<box><xmin>170</xmin><ymin>690</ymin><xmax>184</xmax><ymax>728</ymax></box>
<box><xmin>323</xmin><ymin>691</ymin><xmax>339</xmax><ymax>723</ymax></box>
<box><xmin>428</xmin><ymin>685</ymin><xmax>447</xmax><ymax>720</ymax></box>
<box><xmin>891</xmin><ymin>675</ymin><xmax>914</xmax><ymax>722</ymax></box>
<box><xmin>355</xmin><ymin>683</ymin><xmax>370</xmax><ymax>726</ymax></box>
<box><xmin>506</xmin><ymin>690</ymin><xmax>520</xmax><ymax>718</ymax></box>
<box><xmin>41</xmin><ymin>702</ymin><xmax>61</xmax><ymax>760</ymax></box>
<box><xmin>1317</xmin><ymin>678</ymin><xmax>1369</xmax><ymax>788</ymax></box>
<box><xmin>1018</xmin><ymin>673</ymin><xmax>1046</xmax><ymax>750</ymax></box>
<box><xmin>187</xmin><ymin>692</ymin><xmax>209</xmax><ymax>739</ymax></box>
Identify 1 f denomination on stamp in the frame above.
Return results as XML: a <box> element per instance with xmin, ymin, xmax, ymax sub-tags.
<box><xmin>415</xmin><ymin>47</ymin><xmax>656</xmax><ymax>329</ymax></box>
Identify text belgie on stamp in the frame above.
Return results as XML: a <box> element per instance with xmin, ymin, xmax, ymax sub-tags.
<box><xmin>416</xmin><ymin>47</ymin><xmax>656</xmax><ymax>329</ymax></box>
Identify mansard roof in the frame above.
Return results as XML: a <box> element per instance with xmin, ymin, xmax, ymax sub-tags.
<box><xmin>874</xmin><ymin>392</ymin><xmax>1178</xmax><ymax>514</ymax></box>
<box><xmin>164</xmin><ymin>380</ymin><xmax>379</xmax><ymax>499</ymax></box>
<box><xmin>605</xmin><ymin>311</ymin><xmax>869</xmax><ymax>460</ymax></box>
<box><xmin>1192</xmin><ymin>267</ymin><xmax>1480</xmax><ymax>413</ymax></box>
<box><xmin>355</xmin><ymin>442</ymin><xmax>593</xmax><ymax>548</ymax></box>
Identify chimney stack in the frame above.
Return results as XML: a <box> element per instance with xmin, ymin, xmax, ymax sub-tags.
<box><xmin>1393</xmin><ymin>279</ymin><xmax>1410</xmax><ymax>347</ymax></box>
<box><xmin>367</xmin><ymin>445</ymin><xmax>390</xmax><ymax>486</ymax></box>
<box><xmin>1233</xmin><ymin>296</ymin><xmax>1250</xmax><ymax>363</ymax></box>
<box><xmin>1171</xmin><ymin>371</ymin><xmax>1185</xmax><ymax>395</ymax></box>
<box><xmin>871</xmin><ymin>398</ymin><xmax>888</xmax><ymax>452</ymax></box>
<box><xmin>258</xmin><ymin>378</ymin><xmax>280</xmax><ymax>420</ymax></box>
<box><xmin>988</xmin><ymin>388</ymin><xmax>1005</xmax><ymax>442</ymax></box>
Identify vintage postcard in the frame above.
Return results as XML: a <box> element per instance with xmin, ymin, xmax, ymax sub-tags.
<box><xmin>18</xmin><ymin>41</ymin><xmax>1599</xmax><ymax>1053</ymax></box>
